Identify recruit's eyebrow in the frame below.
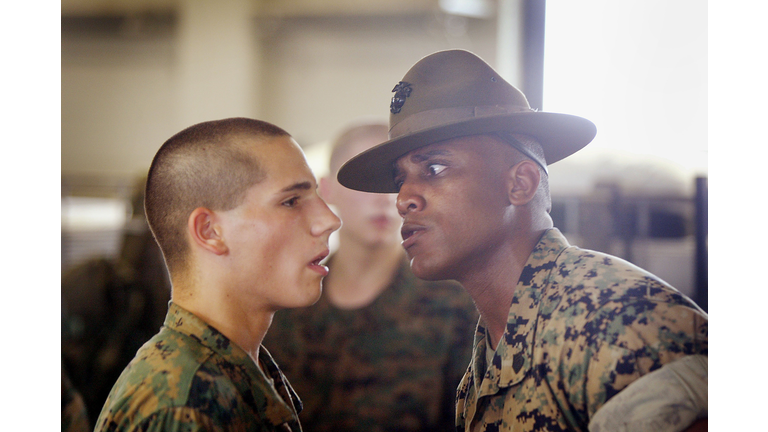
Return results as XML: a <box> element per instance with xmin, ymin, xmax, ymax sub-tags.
<box><xmin>279</xmin><ymin>181</ymin><xmax>313</xmax><ymax>193</ymax></box>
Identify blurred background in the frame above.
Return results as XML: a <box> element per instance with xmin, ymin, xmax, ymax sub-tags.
<box><xmin>61</xmin><ymin>0</ymin><xmax>706</xmax><ymax>424</ymax></box>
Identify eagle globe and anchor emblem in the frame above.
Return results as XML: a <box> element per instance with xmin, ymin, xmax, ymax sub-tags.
<box><xmin>390</xmin><ymin>81</ymin><xmax>412</xmax><ymax>114</ymax></box>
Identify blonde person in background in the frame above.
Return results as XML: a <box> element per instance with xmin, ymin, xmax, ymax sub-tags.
<box><xmin>265</xmin><ymin>120</ymin><xmax>478</xmax><ymax>432</ymax></box>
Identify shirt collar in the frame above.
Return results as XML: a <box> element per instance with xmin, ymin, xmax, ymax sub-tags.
<box><xmin>164</xmin><ymin>302</ymin><xmax>302</xmax><ymax>426</ymax></box>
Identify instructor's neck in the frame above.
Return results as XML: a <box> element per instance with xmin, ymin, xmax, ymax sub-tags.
<box><xmin>462</xmin><ymin>227</ymin><xmax>548</xmax><ymax>349</ymax></box>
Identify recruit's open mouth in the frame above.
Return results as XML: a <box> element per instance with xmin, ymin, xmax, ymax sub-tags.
<box><xmin>308</xmin><ymin>249</ymin><xmax>331</xmax><ymax>276</ymax></box>
<box><xmin>310</xmin><ymin>249</ymin><xmax>329</xmax><ymax>266</ymax></box>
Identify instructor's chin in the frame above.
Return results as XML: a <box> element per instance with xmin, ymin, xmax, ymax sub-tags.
<box><xmin>408</xmin><ymin>258</ymin><xmax>445</xmax><ymax>281</ymax></box>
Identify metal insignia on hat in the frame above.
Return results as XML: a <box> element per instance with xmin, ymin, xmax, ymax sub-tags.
<box><xmin>390</xmin><ymin>81</ymin><xmax>412</xmax><ymax>114</ymax></box>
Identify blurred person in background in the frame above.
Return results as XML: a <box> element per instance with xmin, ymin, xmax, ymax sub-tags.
<box><xmin>62</xmin><ymin>363</ymin><xmax>90</xmax><ymax>432</ymax></box>
<box><xmin>61</xmin><ymin>177</ymin><xmax>171</xmax><ymax>426</ymax></box>
<box><xmin>265</xmin><ymin>120</ymin><xmax>478</xmax><ymax>432</ymax></box>
<box><xmin>338</xmin><ymin>50</ymin><xmax>707</xmax><ymax>432</ymax></box>
<box><xmin>94</xmin><ymin>117</ymin><xmax>340</xmax><ymax>432</ymax></box>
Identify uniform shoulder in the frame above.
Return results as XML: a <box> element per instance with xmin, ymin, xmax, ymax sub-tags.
<box><xmin>543</xmin><ymin>245</ymin><xmax>707</xmax><ymax>353</ymax></box>
<box><xmin>98</xmin><ymin>405</ymin><xmax>221</xmax><ymax>432</ymax></box>
<box><xmin>551</xmin><ymin>245</ymin><xmax>694</xmax><ymax>308</ymax></box>
<box><xmin>96</xmin><ymin>327</ymin><xmax>217</xmax><ymax>429</ymax></box>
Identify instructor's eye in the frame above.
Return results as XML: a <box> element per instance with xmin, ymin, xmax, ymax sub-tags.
<box><xmin>393</xmin><ymin>175</ymin><xmax>405</xmax><ymax>191</ymax></box>
<box><xmin>427</xmin><ymin>163</ymin><xmax>447</xmax><ymax>176</ymax></box>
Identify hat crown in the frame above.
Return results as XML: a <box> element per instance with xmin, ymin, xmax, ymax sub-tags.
<box><xmin>336</xmin><ymin>49</ymin><xmax>596</xmax><ymax>193</ymax></box>
<box><xmin>389</xmin><ymin>50</ymin><xmax>531</xmax><ymax>138</ymax></box>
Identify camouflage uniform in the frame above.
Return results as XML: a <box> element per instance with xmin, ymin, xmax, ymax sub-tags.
<box><xmin>94</xmin><ymin>302</ymin><xmax>303</xmax><ymax>432</ymax></box>
<box><xmin>588</xmin><ymin>354</ymin><xmax>708</xmax><ymax>431</ymax></box>
<box><xmin>264</xmin><ymin>256</ymin><xmax>478</xmax><ymax>432</ymax></box>
<box><xmin>455</xmin><ymin>229</ymin><xmax>708</xmax><ymax>432</ymax></box>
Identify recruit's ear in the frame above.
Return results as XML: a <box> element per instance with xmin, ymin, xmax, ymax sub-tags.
<box><xmin>188</xmin><ymin>207</ymin><xmax>229</xmax><ymax>255</ymax></box>
<box><xmin>506</xmin><ymin>160</ymin><xmax>541</xmax><ymax>206</ymax></box>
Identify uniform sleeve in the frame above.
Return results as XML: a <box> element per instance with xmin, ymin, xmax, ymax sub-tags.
<box><xmin>588</xmin><ymin>355</ymin><xmax>707</xmax><ymax>432</ymax></box>
<box><xmin>578</xmin><ymin>296</ymin><xmax>708</xmax><ymax>422</ymax></box>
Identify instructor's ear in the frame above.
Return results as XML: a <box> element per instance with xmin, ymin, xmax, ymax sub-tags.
<box><xmin>506</xmin><ymin>160</ymin><xmax>540</xmax><ymax>206</ymax></box>
<box><xmin>188</xmin><ymin>207</ymin><xmax>228</xmax><ymax>255</ymax></box>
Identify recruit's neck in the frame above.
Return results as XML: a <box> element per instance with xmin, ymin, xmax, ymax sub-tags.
<box><xmin>171</xmin><ymin>281</ymin><xmax>272</xmax><ymax>365</ymax></box>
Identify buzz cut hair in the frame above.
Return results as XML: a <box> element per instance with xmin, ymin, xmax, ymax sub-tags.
<box><xmin>145</xmin><ymin>117</ymin><xmax>291</xmax><ymax>275</ymax></box>
<box><xmin>328</xmin><ymin>121</ymin><xmax>389</xmax><ymax>176</ymax></box>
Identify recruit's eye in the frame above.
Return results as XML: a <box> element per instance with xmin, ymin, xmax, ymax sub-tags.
<box><xmin>282</xmin><ymin>196</ymin><xmax>300</xmax><ymax>208</ymax></box>
<box><xmin>427</xmin><ymin>163</ymin><xmax>447</xmax><ymax>176</ymax></box>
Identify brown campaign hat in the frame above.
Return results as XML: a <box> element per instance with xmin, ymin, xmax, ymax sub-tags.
<box><xmin>337</xmin><ymin>49</ymin><xmax>597</xmax><ymax>193</ymax></box>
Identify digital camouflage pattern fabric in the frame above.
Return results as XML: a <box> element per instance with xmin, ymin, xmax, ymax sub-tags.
<box><xmin>456</xmin><ymin>229</ymin><xmax>708</xmax><ymax>432</ymax></box>
<box><xmin>264</xmin><ymin>256</ymin><xmax>478</xmax><ymax>432</ymax></box>
<box><xmin>94</xmin><ymin>302</ymin><xmax>303</xmax><ymax>432</ymax></box>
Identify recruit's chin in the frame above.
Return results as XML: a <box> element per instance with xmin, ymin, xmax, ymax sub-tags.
<box><xmin>288</xmin><ymin>275</ymin><xmax>325</xmax><ymax>309</ymax></box>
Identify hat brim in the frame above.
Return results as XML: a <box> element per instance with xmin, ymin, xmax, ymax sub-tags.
<box><xmin>337</xmin><ymin>111</ymin><xmax>597</xmax><ymax>193</ymax></box>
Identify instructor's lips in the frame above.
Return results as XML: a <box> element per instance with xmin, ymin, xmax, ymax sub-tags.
<box><xmin>401</xmin><ymin>223</ymin><xmax>426</xmax><ymax>250</ymax></box>
<box><xmin>308</xmin><ymin>249</ymin><xmax>330</xmax><ymax>276</ymax></box>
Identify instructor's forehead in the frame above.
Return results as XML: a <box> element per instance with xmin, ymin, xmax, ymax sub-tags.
<box><xmin>397</xmin><ymin>138</ymin><xmax>466</xmax><ymax>162</ymax></box>
<box><xmin>393</xmin><ymin>144</ymin><xmax>449</xmax><ymax>178</ymax></box>
<box><xmin>405</xmin><ymin>147</ymin><xmax>452</xmax><ymax>163</ymax></box>
<box><xmin>395</xmin><ymin>135</ymin><xmax>491</xmax><ymax>167</ymax></box>
<box><xmin>393</xmin><ymin>135</ymin><xmax>519</xmax><ymax>181</ymax></box>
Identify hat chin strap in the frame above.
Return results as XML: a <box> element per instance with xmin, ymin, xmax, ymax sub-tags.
<box><xmin>389</xmin><ymin>105</ymin><xmax>533</xmax><ymax>137</ymax></box>
<box><xmin>493</xmin><ymin>131</ymin><xmax>549</xmax><ymax>176</ymax></box>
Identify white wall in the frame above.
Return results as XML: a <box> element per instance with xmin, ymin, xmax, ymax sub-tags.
<box><xmin>61</xmin><ymin>9</ymin><xmax>504</xmax><ymax>180</ymax></box>
<box><xmin>62</xmin><ymin>33</ymin><xmax>178</xmax><ymax>178</ymax></box>
<box><xmin>62</xmin><ymin>2</ymin><xmax>707</xmax><ymax>198</ymax></box>
<box><xmin>258</xmin><ymin>14</ymin><xmax>499</xmax><ymax>150</ymax></box>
